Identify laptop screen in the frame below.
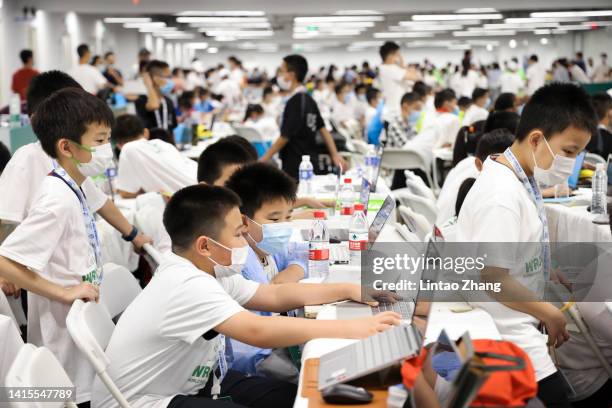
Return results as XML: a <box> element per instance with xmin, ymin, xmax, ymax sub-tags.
<box><xmin>367</xmin><ymin>195</ymin><xmax>395</xmax><ymax>244</ymax></box>
<box><xmin>568</xmin><ymin>151</ymin><xmax>586</xmax><ymax>189</ymax></box>
<box><xmin>607</xmin><ymin>154</ymin><xmax>612</xmax><ymax>186</ymax></box>
<box><xmin>359</xmin><ymin>178</ymin><xmax>372</xmax><ymax>212</ymax></box>
<box><xmin>370</xmin><ymin>145</ymin><xmax>384</xmax><ymax>192</ymax></box>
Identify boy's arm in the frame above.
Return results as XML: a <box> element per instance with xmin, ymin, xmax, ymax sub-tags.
<box><xmin>142</xmin><ymin>72</ymin><xmax>161</xmax><ymax>111</ymax></box>
<box><xmin>270</xmin><ymin>264</ymin><xmax>305</xmax><ymax>284</ymax></box>
<box><xmin>319</xmin><ymin>127</ymin><xmax>348</xmax><ymax>169</ymax></box>
<box><xmin>96</xmin><ymin>200</ymin><xmax>152</xmax><ymax>251</ymax></box>
<box><xmin>260</xmin><ymin>136</ymin><xmax>288</xmax><ymax>162</ymax></box>
<box><xmin>117</xmin><ymin>188</ymin><xmax>144</xmax><ymax>199</ymax></box>
<box><xmin>215</xmin><ymin>310</ymin><xmax>401</xmax><ymax>349</ymax></box>
<box><xmin>0</xmin><ymin>256</ymin><xmax>99</xmax><ymax>304</ymax></box>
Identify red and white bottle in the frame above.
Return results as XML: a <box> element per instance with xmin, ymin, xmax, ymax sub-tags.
<box><xmin>339</xmin><ymin>178</ymin><xmax>354</xmax><ymax>218</ymax></box>
<box><xmin>349</xmin><ymin>203</ymin><xmax>368</xmax><ymax>266</ymax></box>
<box><xmin>308</xmin><ymin>211</ymin><xmax>330</xmax><ymax>279</ymax></box>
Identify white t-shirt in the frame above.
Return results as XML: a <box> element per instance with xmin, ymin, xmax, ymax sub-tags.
<box><xmin>456</xmin><ymin>157</ymin><xmax>556</xmax><ymax>381</ymax></box>
<box><xmin>331</xmin><ymin>97</ymin><xmax>354</xmax><ymax>124</ymax></box>
<box><xmin>434</xmin><ymin>112</ymin><xmax>461</xmax><ymax>149</ymax></box>
<box><xmin>68</xmin><ymin>64</ymin><xmax>107</xmax><ymax>94</ymax></box>
<box><xmin>116</xmin><ymin>139</ymin><xmax>197</xmax><ymax>194</ymax></box>
<box><xmin>526</xmin><ymin>63</ymin><xmax>546</xmax><ymax>96</ymax></box>
<box><xmin>216</xmin><ymin>78</ymin><xmax>242</xmax><ymax>107</ymax></box>
<box><xmin>244</xmin><ymin>117</ymin><xmax>280</xmax><ymax>142</ymax></box>
<box><xmin>436</xmin><ymin>157</ymin><xmax>479</xmax><ymax>224</ymax></box>
<box><xmin>0</xmin><ymin>142</ymin><xmax>107</xmax><ymax>223</ymax></box>
<box><xmin>499</xmin><ymin>72</ymin><xmax>524</xmax><ymax>95</ymax></box>
<box><xmin>569</xmin><ymin>65</ymin><xmax>590</xmax><ymax>83</ymax></box>
<box><xmin>378</xmin><ymin>64</ymin><xmax>411</xmax><ymax>120</ymax></box>
<box><xmin>457</xmin><ymin>70</ymin><xmax>479</xmax><ymax>98</ymax></box>
<box><xmin>0</xmin><ymin>175</ymin><xmax>106</xmax><ymax>403</ymax></box>
<box><xmin>463</xmin><ymin>105</ymin><xmax>489</xmax><ymax>126</ymax></box>
<box><xmin>91</xmin><ymin>253</ymin><xmax>259</xmax><ymax>408</ymax></box>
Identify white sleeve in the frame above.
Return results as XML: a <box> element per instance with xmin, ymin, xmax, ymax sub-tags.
<box><xmin>218</xmin><ymin>274</ymin><xmax>260</xmax><ymax>306</ymax></box>
<box><xmin>0</xmin><ymin>195</ymin><xmax>65</xmax><ymax>272</ymax></box>
<box><xmin>392</xmin><ymin>66</ymin><xmax>407</xmax><ymax>82</ymax></box>
<box><xmin>95</xmin><ymin>70</ymin><xmax>108</xmax><ymax>88</ymax></box>
<box><xmin>160</xmin><ymin>275</ymin><xmax>245</xmax><ymax>344</ymax></box>
<box><xmin>0</xmin><ymin>153</ymin><xmax>31</xmax><ymax>222</ymax></box>
<box><xmin>116</xmin><ymin>148</ymin><xmax>142</xmax><ymax>194</ymax></box>
<box><xmin>82</xmin><ymin>178</ymin><xmax>108</xmax><ymax>213</ymax></box>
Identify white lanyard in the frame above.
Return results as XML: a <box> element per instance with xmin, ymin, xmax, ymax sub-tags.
<box><xmin>154</xmin><ymin>97</ymin><xmax>168</xmax><ymax>130</ymax></box>
<box><xmin>503</xmin><ymin>148</ymin><xmax>551</xmax><ymax>278</ymax></box>
<box><xmin>212</xmin><ymin>335</ymin><xmax>229</xmax><ymax>399</ymax></box>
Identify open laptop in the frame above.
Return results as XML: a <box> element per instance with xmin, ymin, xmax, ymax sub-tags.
<box><xmin>607</xmin><ymin>154</ymin><xmax>612</xmax><ymax>186</ymax></box>
<box><xmin>568</xmin><ymin>151</ymin><xmax>586</xmax><ymax>189</ymax></box>
<box><xmin>359</xmin><ymin>177</ymin><xmax>372</xmax><ymax>214</ymax></box>
<box><xmin>369</xmin><ymin>145</ymin><xmax>384</xmax><ymax>192</ymax></box>
<box><xmin>336</xmin><ymin>231</ymin><xmax>443</xmax><ymax>320</ymax></box>
<box><xmin>318</xmin><ymin>271</ymin><xmax>434</xmax><ymax>390</ymax></box>
<box><xmin>329</xmin><ymin>195</ymin><xmax>395</xmax><ymax>263</ymax></box>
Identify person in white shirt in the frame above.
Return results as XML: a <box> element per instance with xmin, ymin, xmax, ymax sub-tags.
<box><xmin>591</xmin><ymin>53</ymin><xmax>611</xmax><ymax>83</ymax></box>
<box><xmin>377</xmin><ymin>41</ymin><xmax>421</xmax><ymax>121</ymax></box>
<box><xmin>0</xmin><ymin>89</ymin><xmax>151</xmax><ymax>404</ymax></box>
<box><xmin>568</xmin><ymin>61</ymin><xmax>591</xmax><ymax>83</ymax></box>
<box><xmin>91</xmin><ymin>184</ymin><xmax>401</xmax><ymax>408</ymax></box>
<box><xmin>68</xmin><ymin>44</ymin><xmax>109</xmax><ymax>95</ymax></box>
<box><xmin>526</xmin><ymin>54</ymin><xmax>547</xmax><ymax>97</ymax></box>
<box><xmin>112</xmin><ymin>114</ymin><xmax>197</xmax><ymax>197</ymax></box>
<box><xmin>228</xmin><ymin>56</ymin><xmax>245</xmax><ymax>88</ymax></box>
<box><xmin>433</xmin><ymin>89</ymin><xmax>461</xmax><ymax>149</ymax></box>
<box><xmin>364</xmin><ymin>87</ymin><xmax>382</xmax><ymax>135</ymax></box>
<box><xmin>456</xmin><ymin>83</ymin><xmax>598</xmax><ymax>407</ymax></box>
<box><xmin>243</xmin><ymin>104</ymin><xmax>280</xmax><ymax>142</ymax></box>
<box><xmin>216</xmin><ymin>75</ymin><xmax>243</xmax><ymax>108</ymax></box>
<box><xmin>352</xmin><ymin>83</ymin><xmax>369</xmax><ymax>126</ymax></box>
<box><xmin>499</xmin><ymin>61</ymin><xmax>524</xmax><ymax>95</ymax></box>
<box><xmin>476</xmin><ymin>66</ymin><xmax>488</xmax><ymax>89</ymax></box>
<box><xmin>331</xmin><ymin>82</ymin><xmax>354</xmax><ymax>126</ymax></box>
<box><xmin>463</xmin><ymin>88</ymin><xmax>490</xmax><ymax>126</ymax></box>
<box><xmin>456</xmin><ymin>62</ymin><xmax>479</xmax><ymax>98</ymax></box>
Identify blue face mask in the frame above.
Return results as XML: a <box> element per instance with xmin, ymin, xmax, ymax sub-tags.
<box><xmin>483</xmin><ymin>97</ymin><xmax>492</xmax><ymax>110</ymax></box>
<box><xmin>452</xmin><ymin>106</ymin><xmax>460</xmax><ymax>116</ymax></box>
<box><xmin>160</xmin><ymin>79</ymin><xmax>175</xmax><ymax>96</ymax></box>
<box><xmin>251</xmin><ymin>220</ymin><xmax>293</xmax><ymax>255</ymax></box>
<box><xmin>344</xmin><ymin>93</ymin><xmax>352</xmax><ymax>104</ymax></box>
<box><xmin>408</xmin><ymin>111</ymin><xmax>421</xmax><ymax>126</ymax></box>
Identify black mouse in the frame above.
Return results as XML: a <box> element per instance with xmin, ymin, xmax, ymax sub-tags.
<box><xmin>322</xmin><ymin>383</ymin><xmax>373</xmax><ymax>405</ymax></box>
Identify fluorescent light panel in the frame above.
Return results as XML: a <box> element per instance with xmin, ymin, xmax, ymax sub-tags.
<box><xmin>413</xmin><ymin>13</ymin><xmax>503</xmax><ymax>21</ymax></box>
<box><xmin>294</xmin><ymin>16</ymin><xmax>384</xmax><ymax>23</ymax></box>
<box><xmin>505</xmin><ymin>17</ymin><xmax>586</xmax><ymax>23</ymax></box>
<box><xmin>481</xmin><ymin>22</ymin><xmax>559</xmax><ymax>29</ymax></box>
<box><xmin>177</xmin><ymin>17</ymin><xmax>268</xmax><ymax>23</ymax></box>
<box><xmin>399</xmin><ymin>20</ymin><xmax>481</xmax><ymax>26</ymax></box>
<box><xmin>374</xmin><ymin>32</ymin><xmax>435</xmax><ymax>38</ymax></box>
<box><xmin>123</xmin><ymin>22</ymin><xmax>166</xmax><ymax>28</ymax></box>
<box><xmin>389</xmin><ymin>24</ymin><xmax>463</xmax><ymax>31</ymax></box>
<box><xmin>185</xmin><ymin>42</ymin><xmax>209</xmax><ymax>49</ymax></box>
<box><xmin>531</xmin><ymin>10</ymin><xmax>612</xmax><ymax>18</ymax></box>
<box><xmin>456</xmin><ymin>8</ymin><xmax>497</xmax><ymax>13</ymax></box>
<box><xmin>334</xmin><ymin>10</ymin><xmax>382</xmax><ymax>15</ymax></box>
<box><xmin>104</xmin><ymin>17</ymin><xmax>151</xmax><ymax>23</ymax></box>
<box><xmin>191</xmin><ymin>22</ymin><xmax>271</xmax><ymax>28</ymax></box>
<box><xmin>453</xmin><ymin>30</ymin><xmax>515</xmax><ymax>36</ymax></box>
<box><xmin>207</xmin><ymin>30</ymin><xmax>274</xmax><ymax>37</ymax></box>
<box><xmin>175</xmin><ymin>11</ymin><xmax>265</xmax><ymax>16</ymax></box>
<box><xmin>293</xmin><ymin>21</ymin><xmax>375</xmax><ymax>27</ymax></box>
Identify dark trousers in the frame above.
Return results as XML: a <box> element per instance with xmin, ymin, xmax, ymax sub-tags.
<box><xmin>168</xmin><ymin>369</ymin><xmax>297</xmax><ymax>408</ymax></box>
<box><xmin>537</xmin><ymin>371</ymin><xmax>571</xmax><ymax>408</ymax></box>
<box><xmin>571</xmin><ymin>378</ymin><xmax>612</xmax><ymax>408</ymax></box>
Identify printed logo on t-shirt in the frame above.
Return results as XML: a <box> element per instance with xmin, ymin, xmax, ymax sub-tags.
<box><xmin>524</xmin><ymin>255</ymin><xmax>543</xmax><ymax>276</ymax></box>
<box><xmin>189</xmin><ymin>364</ymin><xmax>213</xmax><ymax>385</ymax></box>
<box><xmin>82</xmin><ymin>268</ymin><xmax>98</xmax><ymax>284</ymax></box>
<box><xmin>307</xmin><ymin>113</ymin><xmax>318</xmax><ymax>132</ymax></box>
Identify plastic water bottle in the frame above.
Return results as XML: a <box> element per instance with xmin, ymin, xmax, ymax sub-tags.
<box><xmin>308</xmin><ymin>211</ymin><xmax>330</xmax><ymax>279</ymax></box>
<box><xmin>9</xmin><ymin>93</ymin><xmax>21</xmax><ymax>128</ymax></box>
<box><xmin>105</xmin><ymin>160</ymin><xmax>119</xmax><ymax>200</ymax></box>
<box><xmin>364</xmin><ymin>144</ymin><xmax>377</xmax><ymax>183</ymax></box>
<box><xmin>349</xmin><ymin>203</ymin><xmax>368</xmax><ymax>266</ymax></box>
<box><xmin>298</xmin><ymin>155</ymin><xmax>314</xmax><ymax>195</ymax></box>
<box><xmin>591</xmin><ymin>163</ymin><xmax>607</xmax><ymax>215</ymax></box>
<box><xmin>339</xmin><ymin>178</ymin><xmax>354</xmax><ymax>218</ymax></box>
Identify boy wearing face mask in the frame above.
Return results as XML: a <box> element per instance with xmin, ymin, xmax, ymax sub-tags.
<box><xmin>434</xmin><ymin>89</ymin><xmax>461</xmax><ymax>149</ymax></box>
<box><xmin>380</xmin><ymin>91</ymin><xmax>423</xmax><ymax>149</ymax></box>
<box><xmin>137</xmin><ymin>59</ymin><xmax>178</xmax><ymax>131</ymax></box>
<box><xmin>456</xmin><ymin>83</ymin><xmax>597</xmax><ymax>407</ymax></box>
<box><xmin>92</xmin><ymin>184</ymin><xmax>401</xmax><ymax>408</ymax></box>
<box><xmin>0</xmin><ymin>89</ymin><xmax>138</xmax><ymax>404</ymax></box>
<box><xmin>463</xmin><ymin>87</ymin><xmax>491</xmax><ymax>127</ymax></box>
<box><xmin>225</xmin><ymin>163</ymin><xmax>307</xmax><ymax>382</ymax></box>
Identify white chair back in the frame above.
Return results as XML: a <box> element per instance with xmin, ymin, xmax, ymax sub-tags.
<box><xmin>381</xmin><ymin>148</ymin><xmax>434</xmax><ymax>188</ymax></box>
<box><xmin>393</xmin><ymin>188</ymin><xmax>438</xmax><ymax>226</ymax></box>
<box><xmin>0</xmin><ymin>314</ymin><xmax>24</xmax><ymax>387</ymax></box>
<box><xmin>352</xmin><ymin>139</ymin><xmax>370</xmax><ymax>156</ymax></box>
<box><xmin>0</xmin><ymin>290</ymin><xmax>19</xmax><ymax>330</ymax></box>
<box><xmin>134</xmin><ymin>192</ymin><xmax>165</xmax><ymax>212</ymax></box>
<box><xmin>398</xmin><ymin>205</ymin><xmax>432</xmax><ymax>240</ymax></box>
<box><xmin>5</xmin><ymin>344</ymin><xmax>78</xmax><ymax>408</ymax></box>
<box><xmin>404</xmin><ymin>170</ymin><xmax>437</xmax><ymax>201</ymax></box>
<box><xmin>584</xmin><ymin>152</ymin><xmax>606</xmax><ymax>167</ymax></box>
<box><xmin>99</xmin><ymin>263</ymin><xmax>142</xmax><ymax>318</ymax></box>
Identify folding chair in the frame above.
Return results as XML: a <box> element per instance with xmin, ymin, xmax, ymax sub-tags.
<box><xmin>99</xmin><ymin>263</ymin><xmax>142</xmax><ymax>319</ymax></box>
<box><xmin>134</xmin><ymin>192</ymin><xmax>166</xmax><ymax>213</ymax></box>
<box><xmin>584</xmin><ymin>152</ymin><xmax>606</xmax><ymax>167</ymax></box>
<box><xmin>5</xmin><ymin>344</ymin><xmax>78</xmax><ymax>408</ymax></box>
<box><xmin>398</xmin><ymin>205</ymin><xmax>432</xmax><ymax>241</ymax></box>
<box><xmin>393</xmin><ymin>188</ymin><xmax>438</xmax><ymax>226</ymax></box>
<box><xmin>0</xmin><ymin>289</ymin><xmax>20</xmax><ymax>330</ymax></box>
<box><xmin>142</xmin><ymin>243</ymin><xmax>164</xmax><ymax>272</ymax></box>
<box><xmin>0</xmin><ymin>314</ymin><xmax>24</xmax><ymax>386</ymax></box>
<box><xmin>380</xmin><ymin>148</ymin><xmax>435</xmax><ymax>189</ymax></box>
<box><xmin>66</xmin><ymin>300</ymin><xmax>131</xmax><ymax>408</ymax></box>
<box><xmin>404</xmin><ymin>170</ymin><xmax>437</xmax><ymax>202</ymax></box>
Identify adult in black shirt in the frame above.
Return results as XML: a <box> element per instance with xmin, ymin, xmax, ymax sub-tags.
<box><xmin>136</xmin><ymin>60</ymin><xmax>177</xmax><ymax>131</ymax></box>
<box><xmin>586</xmin><ymin>92</ymin><xmax>612</xmax><ymax>159</ymax></box>
<box><xmin>102</xmin><ymin>51</ymin><xmax>124</xmax><ymax>87</ymax></box>
<box><xmin>261</xmin><ymin>54</ymin><xmax>347</xmax><ymax>179</ymax></box>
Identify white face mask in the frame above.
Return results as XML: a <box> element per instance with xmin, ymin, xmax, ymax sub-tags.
<box><xmin>532</xmin><ymin>137</ymin><xmax>576</xmax><ymax>187</ymax></box>
<box><xmin>78</xmin><ymin>142</ymin><xmax>114</xmax><ymax>177</ymax></box>
<box><xmin>208</xmin><ymin>238</ymin><xmax>249</xmax><ymax>278</ymax></box>
<box><xmin>277</xmin><ymin>75</ymin><xmax>292</xmax><ymax>91</ymax></box>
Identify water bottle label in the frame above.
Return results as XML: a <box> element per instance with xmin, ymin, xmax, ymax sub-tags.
<box><xmin>309</xmin><ymin>248</ymin><xmax>330</xmax><ymax>261</ymax></box>
<box><xmin>341</xmin><ymin>206</ymin><xmax>354</xmax><ymax>216</ymax></box>
<box><xmin>349</xmin><ymin>232</ymin><xmax>368</xmax><ymax>251</ymax></box>
<box><xmin>299</xmin><ymin>169</ymin><xmax>313</xmax><ymax>181</ymax></box>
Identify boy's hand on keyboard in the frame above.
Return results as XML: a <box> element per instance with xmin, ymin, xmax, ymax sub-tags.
<box><xmin>360</xmin><ymin>287</ymin><xmax>403</xmax><ymax>306</ymax></box>
<box><xmin>62</xmin><ymin>283</ymin><xmax>99</xmax><ymax>304</ymax></box>
<box><xmin>345</xmin><ymin>312</ymin><xmax>402</xmax><ymax>338</ymax></box>
<box><xmin>132</xmin><ymin>233</ymin><xmax>153</xmax><ymax>253</ymax></box>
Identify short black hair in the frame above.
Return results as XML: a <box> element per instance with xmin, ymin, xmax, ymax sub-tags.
<box><xmin>334</xmin><ymin>82</ymin><xmax>350</xmax><ymax>96</ymax></box>
<box><xmin>163</xmin><ymin>184</ymin><xmax>241</xmax><ymax>250</ymax></box>
<box><xmin>400</xmin><ymin>92</ymin><xmax>420</xmax><ymax>106</ymax></box>
<box><xmin>31</xmin><ymin>88</ymin><xmax>115</xmax><ymax>158</ymax></box>
<box><xmin>263</xmin><ymin>85</ymin><xmax>274</xmax><ymax>97</ymax></box>
<box><xmin>146</xmin><ymin>60</ymin><xmax>170</xmax><ymax>76</ymax></box>
<box><xmin>223</xmin><ymin>135</ymin><xmax>258</xmax><ymax>160</ymax></box>
<box><xmin>516</xmin><ymin>82</ymin><xmax>597</xmax><ymax>141</ymax></box>
<box><xmin>283</xmin><ymin>54</ymin><xmax>308</xmax><ymax>83</ymax></box>
<box><xmin>0</xmin><ymin>141</ymin><xmax>10</xmax><ymax>174</ymax></box>
<box><xmin>366</xmin><ymin>87</ymin><xmax>380</xmax><ymax>104</ymax></box>
<box><xmin>591</xmin><ymin>92</ymin><xmax>612</xmax><ymax>122</ymax></box>
<box><xmin>458</xmin><ymin>96</ymin><xmax>472</xmax><ymax>109</ymax></box>
<box><xmin>484</xmin><ymin>111</ymin><xmax>520</xmax><ymax>134</ymax></box>
<box><xmin>475</xmin><ymin>128</ymin><xmax>515</xmax><ymax>162</ymax></box>
<box><xmin>434</xmin><ymin>89</ymin><xmax>456</xmax><ymax>109</ymax></box>
<box><xmin>178</xmin><ymin>91</ymin><xmax>195</xmax><ymax>110</ymax></box>
<box><xmin>26</xmin><ymin>70</ymin><xmax>82</xmax><ymax>116</ymax></box>
<box><xmin>197</xmin><ymin>139</ymin><xmax>256</xmax><ymax>184</ymax></box>
<box><xmin>379</xmin><ymin>41</ymin><xmax>400</xmax><ymax>61</ymax></box>
<box><xmin>244</xmin><ymin>104</ymin><xmax>264</xmax><ymax>121</ymax></box>
<box><xmin>529</xmin><ymin>54</ymin><xmax>538</xmax><ymax>62</ymax></box>
<box><xmin>104</xmin><ymin>51</ymin><xmax>114</xmax><ymax>59</ymax></box>
<box><xmin>355</xmin><ymin>83</ymin><xmax>366</xmax><ymax>93</ymax></box>
<box><xmin>149</xmin><ymin>128</ymin><xmax>175</xmax><ymax>146</ymax></box>
<box><xmin>19</xmin><ymin>49</ymin><xmax>33</xmax><ymax>64</ymax></box>
<box><xmin>225</xmin><ymin>162</ymin><xmax>297</xmax><ymax>218</ymax></box>
<box><xmin>77</xmin><ymin>44</ymin><xmax>90</xmax><ymax>58</ymax></box>
<box><xmin>112</xmin><ymin>114</ymin><xmax>145</xmax><ymax>145</ymax></box>
<box><xmin>472</xmin><ymin>87</ymin><xmax>488</xmax><ymax>101</ymax></box>
<box><xmin>494</xmin><ymin>92</ymin><xmax>516</xmax><ymax>111</ymax></box>
<box><xmin>455</xmin><ymin>178</ymin><xmax>476</xmax><ymax>217</ymax></box>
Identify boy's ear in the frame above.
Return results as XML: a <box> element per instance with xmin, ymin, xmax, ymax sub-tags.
<box><xmin>527</xmin><ymin>130</ymin><xmax>545</xmax><ymax>150</ymax></box>
<box><xmin>195</xmin><ymin>235</ymin><xmax>212</xmax><ymax>257</ymax></box>
<box><xmin>56</xmin><ymin>138</ymin><xmax>74</xmax><ymax>159</ymax></box>
<box><xmin>143</xmin><ymin>128</ymin><xmax>150</xmax><ymax>140</ymax></box>
<box><xmin>475</xmin><ymin>158</ymin><xmax>483</xmax><ymax>172</ymax></box>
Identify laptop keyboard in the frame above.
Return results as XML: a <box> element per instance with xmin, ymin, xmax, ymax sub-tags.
<box><xmin>354</xmin><ymin>325</ymin><xmax>420</xmax><ymax>373</ymax></box>
<box><xmin>372</xmin><ymin>301</ymin><xmax>414</xmax><ymax>320</ymax></box>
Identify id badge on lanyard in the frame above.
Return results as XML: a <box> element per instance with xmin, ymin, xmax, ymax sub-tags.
<box><xmin>212</xmin><ymin>335</ymin><xmax>229</xmax><ymax>399</ymax></box>
<box><xmin>154</xmin><ymin>98</ymin><xmax>169</xmax><ymax>130</ymax></box>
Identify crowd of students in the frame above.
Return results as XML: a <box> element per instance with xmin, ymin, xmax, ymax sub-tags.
<box><xmin>0</xmin><ymin>38</ymin><xmax>611</xmax><ymax>408</ymax></box>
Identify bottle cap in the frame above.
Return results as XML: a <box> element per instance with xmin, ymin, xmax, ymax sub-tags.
<box><xmin>313</xmin><ymin>210</ymin><xmax>326</xmax><ymax>219</ymax></box>
<box><xmin>354</xmin><ymin>203</ymin><xmax>365</xmax><ymax>211</ymax></box>
<box><xmin>596</xmin><ymin>162</ymin><xmax>605</xmax><ymax>171</ymax></box>
<box><xmin>344</xmin><ymin>178</ymin><xmax>352</xmax><ymax>184</ymax></box>
<box><xmin>302</xmin><ymin>155</ymin><xmax>310</xmax><ymax>161</ymax></box>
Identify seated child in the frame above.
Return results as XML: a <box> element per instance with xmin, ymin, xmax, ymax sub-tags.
<box><xmin>113</xmin><ymin>113</ymin><xmax>198</xmax><ymax>197</ymax></box>
<box><xmin>91</xmin><ymin>184</ymin><xmax>401</xmax><ymax>408</ymax></box>
<box><xmin>197</xmin><ymin>138</ymin><xmax>256</xmax><ymax>186</ymax></box>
